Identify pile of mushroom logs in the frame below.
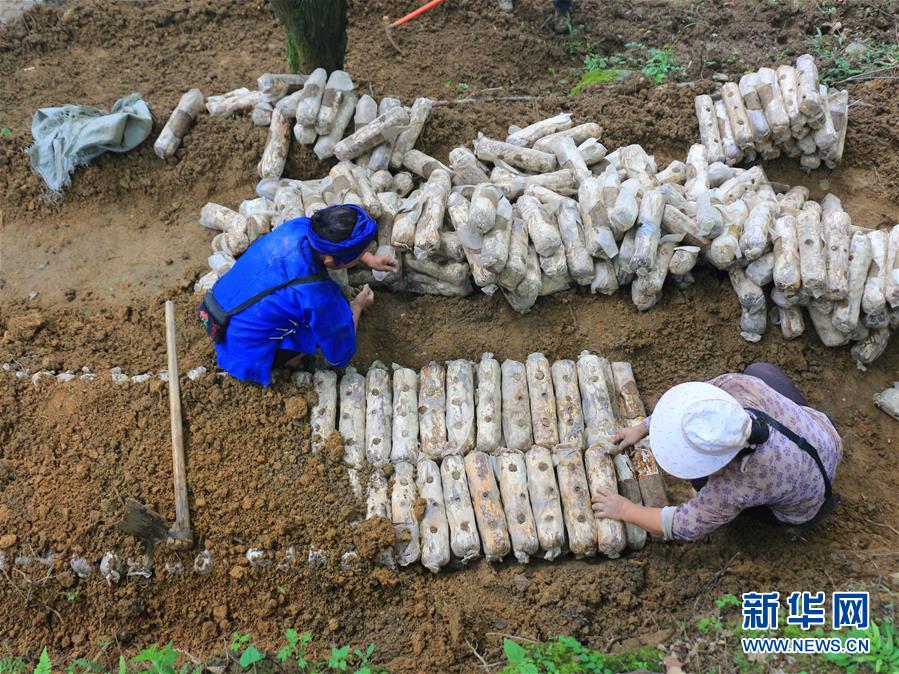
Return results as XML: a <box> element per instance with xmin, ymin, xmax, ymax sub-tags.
<box><xmin>294</xmin><ymin>352</ymin><xmax>667</xmax><ymax>572</ymax></box>
<box><xmin>171</xmin><ymin>68</ymin><xmax>899</xmax><ymax>369</ymax></box>
<box><xmin>694</xmin><ymin>54</ymin><xmax>847</xmax><ymax>171</ymax></box>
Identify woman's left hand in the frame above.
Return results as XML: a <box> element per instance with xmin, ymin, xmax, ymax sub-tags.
<box><xmin>364</xmin><ymin>252</ymin><xmax>399</xmax><ymax>273</ymax></box>
<box><xmin>592</xmin><ymin>489</ymin><xmax>631</xmax><ymax>521</ymax></box>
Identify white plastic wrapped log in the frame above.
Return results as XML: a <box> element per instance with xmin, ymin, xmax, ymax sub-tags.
<box><xmin>721</xmin><ymin>82</ymin><xmax>754</xmax><ymax>149</ymax></box>
<box><xmin>449</xmin><ymin>147</ymin><xmax>490</xmax><ymax>186</ymax></box>
<box><xmin>368</xmin><ymin>97</ymin><xmax>402</xmax><ymax>171</ymax></box>
<box><xmin>365</xmin><ymin>362</ymin><xmax>392</xmax><ymax>466</ymax></box>
<box><xmin>391</xmin><ymin>172</ymin><xmax>414</xmax><ymax>198</ymax></box>
<box><xmin>496</xmin><ymin>450</ymin><xmax>540</xmax><ymax>563</ymax></box>
<box><xmin>589</xmin><ymin>259</ymin><xmax>617</xmax><ymax>296</ymax></box>
<box><xmin>863</xmin><ymin>230</ymin><xmax>889</xmax><ymax>327</ymax></box>
<box><xmin>539</xmin><ymin>247</ymin><xmax>568</xmax><ymax>280</ymax></box>
<box><xmin>526</xmin><ymin>353</ymin><xmax>560</xmax><ymax>449</ymax></box>
<box><xmin>613</xmin><ymin>229</ymin><xmax>636</xmax><ymax>287</ymax></box>
<box><xmin>502</xmin><ymin>246</ymin><xmax>541</xmax><ymax>313</ymax></box>
<box><xmin>584</xmin><ymin>444</ymin><xmax>627</xmax><ymax>558</ymax></box>
<box><xmin>795</xmin><ymin>205</ymin><xmax>827</xmax><ymax>299</ymax></box>
<box><xmin>205</xmin><ymin>88</ymin><xmax>263</xmax><ymax>118</ymax></box>
<box><xmin>873</xmin><ymin>385</ymin><xmax>899</xmax><ymax>422</ymax></box>
<box><xmin>294</xmin><ymin>68</ymin><xmax>327</xmax><ymax>125</ymax></box>
<box><xmin>551</xmin><ymin>359</ymin><xmax>585</xmax><ymax>449</ymax></box>
<box><xmin>610</xmin><ymin>361</ymin><xmax>645</xmax><ymax>421</ymax></box>
<box><xmin>695</xmin><ymin>191</ymin><xmax>723</xmax><ymax>239</ymax></box>
<box><xmin>497</xmin><ymin>216</ymin><xmax>529</xmax><ymax>290</ymax></box>
<box><xmin>501</xmin><ymin>359</ymin><xmax>533</xmax><ymax>450</ymax></box>
<box><xmin>553</xmin><ymin>444</ymin><xmax>596</xmax><ymax>558</ymax></box>
<box><xmin>740</xmin><ymin>201</ymin><xmax>777</xmax><ymax>262</ymax></box>
<box><xmin>506</xmin><ymin>113</ymin><xmax>573</xmax><ymax>147</ymax></box>
<box><xmin>756</xmin><ymin>67</ymin><xmax>791</xmax><ymax>142</ymax></box>
<box><xmin>419</xmin><ymin>362</ymin><xmax>448</xmax><ymax>459</ymax></box>
<box><xmin>533</xmin><ymin>122</ymin><xmax>602</xmax><ymax>153</ymax></box>
<box><xmin>391</xmin><ymin>461</ymin><xmax>421</xmax><ymax>566</ymax></box>
<box><xmin>200</xmin><ymin>203</ymin><xmax>249</xmax><ymax>235</ymax></box>
<box><xmin>482</xmin><ymin>196</ymin><xmax>512</xmax><ymax>273</ymax></box>
<box><xmin>656</xmin><ymin>160</ymin><xmax>687</xmax><ymax>186</ymax></box>
<box><xmin>772</xmin><ymin>215</ymin><xmax>802</xmax><ymax>296</ymax></box>
<box><xmin>715</xmin><ymin>99</ymin><xmax>743</xmax><ymax>166</ymax></box>
<box><xmin>253</xmin><ymin>101</ymin><xmax>274</xmax><ymax>127</ymax></box>
<box><xmin>832</xmin><ymin>232</ymin><xmax>873</xmax><ymax>333</ymax></box>
<box><xmin>390</xmin><ymin>97</ymin><xmax>434</xmax><ymax>170</ymax></box>
<box><xmin>154</xmin><ymin>88</ymin><xmax>204</xmax><ymax>159</ymax></box>
<box><xmin>301</xmin><ymin>184</ymin><xmax>327</xmax><ymax>218</ymax></box>
<box><xmin>739</xmin><ymin>73</ymin><xmax>771</xmax><ymax>143</ymax></box>
<box><xmin>470</xmin><ymin>182</ymin><xmax>502</xmax><ymax>234</ymax></box>
<box><xmin>771</xmin><ymin>300</ymin><xmax>805</xmax><ymax>340</ymax></box>
<box><xmin>314</xmin><ymin>70</ymin><xmax>353</xmax><ymax>135</ymax></box>
<box><xmin>609</xmin><ymin>178</ymin><xmax>642</xmax><ymax>238</ymax></box>
<box><xmin>850</xmin><ymin>327</ymin><xmax>889</xmax><ymax>370</ymax></box>
<box><xmin>823</xmin><ymin>210</ymin><xmax>851</xmax><ymax>301</ymax></box>
<box><xmin>694</xmin><ymin>94</ymin><xmax>725</xmax><ymax>164</ymax></box>
<box><xmin>576</xmin><ymin>352</ymin><xmax>618</xmax><ymax>444</ymax></box>
<box><xmin>518</xmin><ymin>195</ymin><xmax>562</xmax><ymax>257</ymax></box>
<box><xmin>241</xmin><ymin>197</ymin><xmax>276</xmax><ymax>235</ymax></box>
<box><xmin>539</xmin><ymin>271</ymin><xmax>571</xmax><ymax>296</ymax></box>
<box><xmin>406</xmin><ymin>272</ymin><xmax>473</xmax><ymax>298</ymax></box>
<box><xmin>391</xmin><ymin>365</ymin><xmax>419</xmax><ymax>463</ymax></box>
<box><xmin>414</xmin><ymin>169</ymin><xmax>452</xmax><ymax>259</ymax></box>
<box><xmin>474</xmin><ymin>353</ymin><xmax>502</xmax><ymax>452</ymax></box>
<box><xmin>578</xmin><ymin>138</ymin><xmax>607</xmax><ymax>166</ymax></box>
<box><xmin>440</xmin><ymin>454</ymin><xmax>481</xmax><ymax>562</ymax></box>
<box><xmin>333</xmin><ymin>105</ymin><xmax>410</xmax><ymax>162</ymax></box>
<box><xmin>886</xmin><ymin>225</ymin><xmax>899</xmax><ymax>308</ymax></box>
<box><xmin>417</xmin><ymin>459</ymin><xmax>452</xmax><ymax>573</ymax></box>
<box><xmin>474</xmin><ymin>134</ymin><xmax>557</xmax><ymax>174</ymax></box>
<box><xmin>339</xmin><ymin>368</ymin><xmax>366</xmax><ymax>469</ymax></box>
<box><xmin>684</xmin><ymin>143</ymin><xmax>709</xmax><ymax>201</ymax></box>
<box><xmin>544</xmin><ymin>134</ymin><xmax>588</xmax><ymax>176</ymax></box>
<box><xmin>631</xmin><ymin>233</ymin><xmax>682</xmax><ymax>311</ymax></box>
<box><xmin>730</xmin><ymin>268</ymin><xmax>767</xmax><ymax>342</ymax></box>
<box><xmin>813</xmin><ymin>84</ymin><xmax>838</xmax><ymax>152</ymax></box>
<box><xmin>492</xmin><ymin>167</ymin><xmax>578</xmax><ymax>200</ymax></box>
<box><xmin>257</xmin><ymin>107</ymin><xmax>293</xmax><ymax>180</ymax></box>
<box><xmin>523</xmin><ymin>445</ymin><xmax>565</xmax><ymax>560</ymax></box>
<box><xmin>669</xmin><ymin>245</ymin><xmax>701</xmax><ymax>276</ymax></box>
<box><xmin>822</xmin><ymin>89</ymin><xmax>848</xmax><ymax>168</ymax></box>
<box><xmin>795</xmin><ymin>54</ymin><xmax>823</xmax><ymax>121</ymax></box>
<box><xmin>775</xmin><ymin>65</ymin><xmax>802</xmax><ymax>132</ymax></box>
<box><xmin>366</xmin><ymin>470</ymin><xmax>393</xmax><ymax>565</ymax></box>
<box><xmin>313</xmin><ymin>90</ymin><xmax>357</xmax><ymax>161</ymax></box>
<box><xmin>612</xmin><ymin>453</ymin><xmax>647</xmax><ymax>551</ymax></box>
<box><xmin>744</xmin><ymin>253</ymin><xmax>773</xmax><ymax>290</ymax></box>
<box><xmin>400</xmin><ymin>149</ymin><xmax>451</xmax><ymax>181</ymax></box>
<box><xmin>391</xmin><ymin>192</ymin><xmax>424</xmax><ymax>252</ymax></box>
<box><xmin>716</xmin><ymin>165</ymin><xmax>765</xmax><ymax>205</ymax></box>
<box><xmin>310</xmin><ymin>370</ymin><xmax>338</xmax><ymax>454</ymax></box>
<box><xmin>404</xmin><ymin>257</ymin><xmax>470</xmax><ymax>287</ymax></box>
<box><xmin>808</xmin><ymin>300</ymin><xmax>849</xmax><ymax>347</ymax></box>
<box><xmin>557</xmin><ymin>200</ymin><xmax>594</xmax><ymax>286</ymax></box>
<box><xmin>630</xmin><ymin>188</ymin><xmax>664</xmax><ymax>276</ymax></box>
<box><xmin>464</xmin><ymin>451</ymin><xmax>512</xmax><ymax>562</ymax></box>
<box><xmin>445</xmin><ymin>359</ymin><xmax>476</xmax><ymax>453</ymax></box>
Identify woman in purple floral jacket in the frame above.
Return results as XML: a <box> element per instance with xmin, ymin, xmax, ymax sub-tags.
<box><xmin>593</xmin><ymin>363</ymin><xmax>843</xmax><ymax>541</ymax></box>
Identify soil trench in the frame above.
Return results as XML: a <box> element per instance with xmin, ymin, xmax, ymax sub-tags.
<box><xmin>1</xmin><ymin>0</ymin><xmax>898</xmax><ymax>671</ymax></box>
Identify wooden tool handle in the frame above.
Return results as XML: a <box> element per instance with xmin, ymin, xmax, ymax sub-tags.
<box><xmin>165</xmin><ymin>300</ymin><xmax>193</xmax><ymax>548</ymax></box>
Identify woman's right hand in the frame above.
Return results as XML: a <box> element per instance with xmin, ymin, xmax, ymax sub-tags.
<box><xmin>612</xmin><ymin>422</ymin><xmax>649</xmax><ymax>451</ymax></box>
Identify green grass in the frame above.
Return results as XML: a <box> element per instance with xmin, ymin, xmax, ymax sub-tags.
<box><xmin>499</xmin><ymin>636</ymin><xmax>662</xmax><ymax>674</ymax></box>
<box><xmin>0</xmin><ymin>631</ymin><xmax>384</xmax><ymax>674</ymax></box>
<box><xmin>570</xmin><ymin>42</ymin><xmax>684</xmax><ymax>95</ymax></box>
<box><xmin>805</xmin><ymin>29</ymin><xmax>899</xmax><ymax>85</ymax></box>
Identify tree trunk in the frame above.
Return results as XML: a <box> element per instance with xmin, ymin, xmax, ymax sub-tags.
<box><xmin>270</xmin><ymin>0</ymin><xmax>348</xmax><ymax>74</ymax></box>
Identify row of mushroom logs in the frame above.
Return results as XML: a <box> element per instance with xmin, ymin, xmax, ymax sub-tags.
<box><xmin>304</xmin><ymin>352</ymin><xmax>667</xmax><ymax>572</ymax></box>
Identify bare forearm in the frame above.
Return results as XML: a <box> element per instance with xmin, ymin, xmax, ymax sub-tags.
<box><xmin>351</xmin><ymin>304</ymin><xmax>363</xmax><ymax>330</ymax></box>
<box><xmin>621</xmin><ymin>501</ymin><xmax>663</xmax><ymax>535</ymax></box>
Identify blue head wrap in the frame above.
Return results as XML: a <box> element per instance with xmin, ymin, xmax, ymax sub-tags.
<box><xmin>305</xmin><ymin>205</ymin><xmax>378</xmax><ymax>265</ymax></box>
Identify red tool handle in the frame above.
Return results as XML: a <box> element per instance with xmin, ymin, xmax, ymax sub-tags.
<box><xmin>391</xmin><ymin>0</ymin><xmax>448</xmax><ymax>28</ymax></box>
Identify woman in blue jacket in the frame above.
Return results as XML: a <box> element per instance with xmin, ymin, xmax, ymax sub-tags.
<box><xmin>202</xmin><ymin>205</ymin><xmax>396</xmax><ymax>386</ymax></box>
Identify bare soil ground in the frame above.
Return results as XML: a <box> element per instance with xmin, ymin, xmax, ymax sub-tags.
<box><xmin>1</xmin><ymin>1</ymin><xmax>898</xmax><ymax>671</ymax></box>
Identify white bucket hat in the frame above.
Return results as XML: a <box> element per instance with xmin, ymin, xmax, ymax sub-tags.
<box><xmin>648</xmin><ymin>382</ymin><xmax>752</xmax><ymax>479</ymax></box>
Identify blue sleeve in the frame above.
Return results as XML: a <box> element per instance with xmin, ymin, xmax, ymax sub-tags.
<box><xmin>309</xmin><ymin>285</ymin><xmax>356</xmax><ymax>367</ymax></box>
